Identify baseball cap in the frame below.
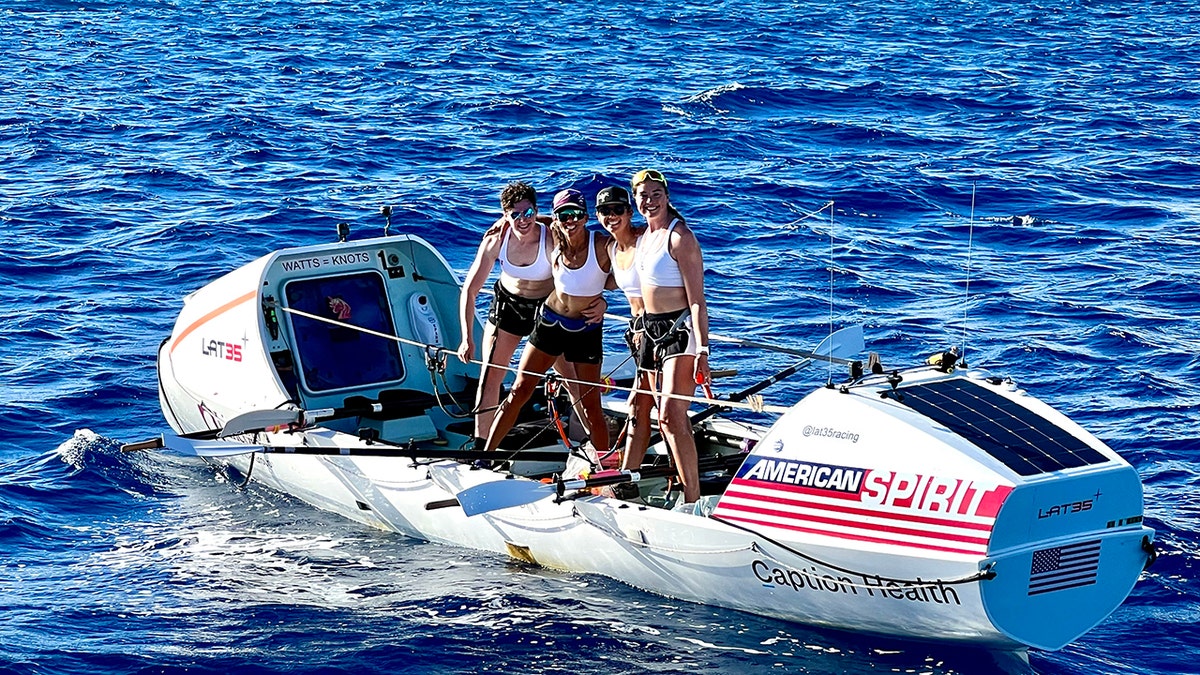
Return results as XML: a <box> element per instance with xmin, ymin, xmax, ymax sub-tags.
<box><xmin>552</xmin><ymin>189</ymin><xmax>587</xmax><ymax>213</ymax></box>
<box><xmin>595</xmin><ymin>186</ymin><xmax>631</xmax><ymax>208</ymax></box>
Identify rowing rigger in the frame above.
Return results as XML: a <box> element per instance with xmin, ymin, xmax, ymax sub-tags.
<box><xmin>119</xmin><ymin>433</ymin><xmax>572</xmax><ymax>463</ymax></box>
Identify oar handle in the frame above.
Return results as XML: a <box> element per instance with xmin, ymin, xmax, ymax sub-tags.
<box><xmin>554</xmin><ymin>453</ymin><xmax>748</xmax><ymax>497</ymax></box>
<box><xmin>558</xmin><ymin>470</ymin><xmax>644</xmax><ymax>496</ymax></box>
<box><xmin>120</xmin><ymin>437</ymin><xmax>164</xmax><ymax>453</ymax></box>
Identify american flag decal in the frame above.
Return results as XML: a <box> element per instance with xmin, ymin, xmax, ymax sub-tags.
<box><xmin>1027</xmin><ymin>539</ymin><xmax>1101</xmax><ymax>596</ymax></box>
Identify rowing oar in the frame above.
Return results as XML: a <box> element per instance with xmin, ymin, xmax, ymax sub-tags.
<box><xmin>452</xmin><ymin>452</ymin><xmax>749</xmax><ymax>517</ymax></box>
<box><xmin>216</xmin><ymin>398</ymin><xmax>440</xmax><ymax>438</ymax></box>
<box><xmin>120</xmin><ymin>434</ymin><xmax>571</xmax><ymax>463</ymax></box>
<box><xmin>673</xmin><ymin>323</ymin><xmax>864</xmax><ymax>433</ymax></box>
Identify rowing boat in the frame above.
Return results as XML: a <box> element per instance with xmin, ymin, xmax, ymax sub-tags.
<box><xmin>128</xmin><ymin>229</ymin><xmax>1154</xmax><ymax>651</ymax></box>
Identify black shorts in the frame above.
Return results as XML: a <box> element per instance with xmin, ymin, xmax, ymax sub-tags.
<box><xmin>529</xmin><ymin>305</ymin><xmax>603</xmax><ymax>365</ymax></box>
<box><xmin>635</xmin><ymin>309</ymin><xmax>694</xmax><ymax>370</ymax></box>
<box><xmin>486</xmin><ymin>281</ymin><xmax>546</xmax><ymax>337</ymax></box>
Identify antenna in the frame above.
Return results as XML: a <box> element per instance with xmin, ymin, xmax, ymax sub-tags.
<box><xmin>960</xmin><ymin>184</ymin><xmax>976</xmax><ymax>365</ymax></box>
<box><xmin>827</xmin><ymin>201</ymin><xmax>835</xmax><ymax>385</ymax></box>
<box><xmin>381</xmin><ymin>205</ymin><xmax>393</xmax><ymax>236</ymax></box>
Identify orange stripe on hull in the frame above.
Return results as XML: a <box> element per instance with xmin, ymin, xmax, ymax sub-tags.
<box><xmin>169</xmin><ymin>290</ymin><xmax>258</xmax><ymax>354</ymax></box>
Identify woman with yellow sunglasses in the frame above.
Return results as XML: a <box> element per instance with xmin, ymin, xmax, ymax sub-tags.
<box><xmin>630</xmin><ymin>169</ymin><xmax>710</xmax><ymax>507</ymax></box>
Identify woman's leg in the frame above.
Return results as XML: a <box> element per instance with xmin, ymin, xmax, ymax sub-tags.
<box><xmin>620</xmin><ymin>370</ymin><xmax>655</xmax><ymax>471</ymax></box>
<box><xmin>484</xmin><ymin>345</ymin><xmax>558</xmax><ymax>453</ymax></box>
<box><xmin>552</xmin><ymin>357</ymin><xmax>589</xmax><ymax>436</ymax></box>
<box><xmin>571</xmin><ymin>362</ymin><xmax>609</xmax><ymax>455</ymax></box>
<box><xmin>660</xmin><ymin>355</ymin><xmax>700</xmax><ymax>503</ymax></box>
<box><xmin>474</xmin><ymin>324</ymin><xmax>521</xmax><ymax>440</ymax></box>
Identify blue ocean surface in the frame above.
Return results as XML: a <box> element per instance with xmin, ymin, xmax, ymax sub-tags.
<box><xmin>2</xmin><ymin>0</ymin><xmax>1198</xmax><ymax>673</ymax></box>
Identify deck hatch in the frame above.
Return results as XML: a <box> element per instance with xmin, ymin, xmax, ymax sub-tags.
<box><xmin>895</xmin><ymin>379</ymin><xmax>1108</xmax><ymax>476</ymax></box>
<box><xmin>284</xmin><ymin>271</ymin><xmax>405</xmax><ymax>393</ymax></box>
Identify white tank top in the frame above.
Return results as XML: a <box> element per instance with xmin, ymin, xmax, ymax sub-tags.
<box><xmin>608</xmin><ymin>236</ymin><xmax>642</xmax><ymax>298</ymax></box>
<box><xmin>553</xmin><ymin>231</ymin><xmax>608</xmax><ymax>297</ymax></box>
<box><xmin>635</xmin><ymin>219</ymin><xmax>684</xmax><ymax>288</ymax></box>
<box><xmin>498</xmin><ymin>225</ymin><xmax>552</xmax><ymax>281</ymax></box>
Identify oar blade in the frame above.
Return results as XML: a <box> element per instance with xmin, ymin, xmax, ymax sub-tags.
<box><xmin>219</xmin><ymin>409</ymin><xmax>301</xmax><ymax>437</ymax></box>
<box><xmin>815</xmin><ymin>324</ymin><xmax>865</xmax><ymax>360</ymax></box>
<box><xmin>456</xmin><ymin>479</ymin><xmax>556</xmax><ymax>517</ymax></box>
<box><xmin>161</xmin><ymin>434</ymin><xmax>261</xmax><ymax>458</ymax></box>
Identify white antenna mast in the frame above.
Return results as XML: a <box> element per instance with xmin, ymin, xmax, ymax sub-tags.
<box><xmin>961</xmin><ymin>183</ymin><xmax>976</xmax><ymax>365</ymax></box>
<box><xmin>827</xmin><ymin>201</ymin><xmax>835</xmax><ymax>384</ymax></box>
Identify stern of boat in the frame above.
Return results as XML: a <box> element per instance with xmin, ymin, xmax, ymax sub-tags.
<box><xmin>981</xmin><ymin>464</ymin><xmax>1155</xmax><ymax>650</ymax></box>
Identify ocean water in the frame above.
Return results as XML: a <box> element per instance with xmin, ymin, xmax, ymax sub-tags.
<box><xmin>3</xmin><ymin>1</ymin><xmax>1198</xmax><ymax>673</ymax></box>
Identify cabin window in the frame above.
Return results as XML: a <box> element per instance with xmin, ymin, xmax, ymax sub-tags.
<box><xmin>283</xmin><ymin>272</ymin><xmax>405</xmax><ymax>393</ymax></box>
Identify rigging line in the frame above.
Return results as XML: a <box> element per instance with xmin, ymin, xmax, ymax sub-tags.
<box><xmin>709</xmin><ymin>515</ymin><xmax>995</xmax><ymax>587</ymax></box>
<box><xmin>478</xmin><ymin>288</ymin><xmax>852</xmax><ymax>366</ymax></box>
<box><xmin>962</xmin><ymin>183</ymin><xmax>976</xmax><ymax>364</ymax></box>
<box><xmin>271</xmin><ymin>304</ymin><xmax>790</xmax><ymax>415</ymax></box>
<box><xmin>600</xmin><ymin>312</ymin><xmax>855</xmax><ymax>365</ymax></box>
<box><xmin>782</xmin><ymin>200</ymin><xmax>835</xmax><ymax>230</ymax></box>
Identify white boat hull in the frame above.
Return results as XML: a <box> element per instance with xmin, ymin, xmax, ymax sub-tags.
<box><xmin>219</xmin><ymin>447</ymin><xmax>1016</xmax><ymax>647</ymax></box>
<box><xmin>146</xmin><ymin>232</ymin><xmax>1154</xmax><ymax>651</ymax></box>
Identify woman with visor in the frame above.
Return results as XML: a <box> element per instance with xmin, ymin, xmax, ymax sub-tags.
<box><xmin>630</xmin><ymin>169</ymin><xmax>710</xmax><ymax>507</ymax></box>
<box><xmin>482</xmin><ymin>189</ymin><xmax>613</xmax><ymax>459</ymax></box>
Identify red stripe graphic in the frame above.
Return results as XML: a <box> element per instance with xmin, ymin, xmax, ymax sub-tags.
<box><xmin>716</xmin><ymin>512</ymin><xmax>990</xmax><ymax>557</ymax></box>
<box><xmin>724</xmin><ymin>481</ymin><xmax>995</xmax><ymax>532</ymax></box>
<box><xmin>714</xmin><ymin>469</ymin><xmax>1011</xmax><ymax>557</ymax></box>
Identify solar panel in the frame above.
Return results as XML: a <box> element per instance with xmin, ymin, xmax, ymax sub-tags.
<box><xmin>892</xmin><ymin>379</ymin><xmax>1109</xmax><ymax>476</ymax></box>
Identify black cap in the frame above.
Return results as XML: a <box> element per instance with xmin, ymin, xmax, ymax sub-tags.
<box><xmin>595</xmin><ymin>186</ymin><xmax>631</xmax><ymax>207</ymax></box>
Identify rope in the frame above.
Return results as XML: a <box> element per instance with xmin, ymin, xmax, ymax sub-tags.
<box><xmin>710</xmin><ymin>515</ymin><xmax>995</xmax><ymax>587</ymax></box>
<box><xmin>271</xmin><ymin>303</ymin><xmax>791</xmax><ymax>415</ymax></box>
<box><xmin>601</xmin><ymin>311</ymin><xmax>855</xmax><ymax>366</ymax></box>
<box><xmin>781</xmin><ymin>200</ymin><xmax>835</xmax><ymax>231</ymax></box>
<box><xmin>570</xmin><ymin>504</ymin><xmax>992</xmax><ymax>587</ymax></box>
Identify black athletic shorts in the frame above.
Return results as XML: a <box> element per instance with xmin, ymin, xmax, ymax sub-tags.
<box><xmin>635</xmin><ymin>309</ymin><xmax>694</xmax><ymax>370</ymax></box>
<box><xmin>529</xmin><ymin>305</ymin><xmax>603</xmax><ymax>365</ymax></box>
<box><xmin>486</xmin><ymin>281</ymin><xmax>546</xmax><ymax>337</ymax></box>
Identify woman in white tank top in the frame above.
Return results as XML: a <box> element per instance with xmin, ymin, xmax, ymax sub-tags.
<box><xmin>630</xmin><ymin>169</ymin><xmax>710</xmax><ymax>506</ymax></box>
<box><xmin>457</xmin><ymin>181</ymin><xmax>567</xmax><ymax>449</ymax></box>
<box><xmin>596</xmin><ymin>186</ymin><xmax>656</xmax><ymax>484</ymax></box>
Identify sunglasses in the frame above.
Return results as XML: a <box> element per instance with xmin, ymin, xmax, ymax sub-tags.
<box><xmin>631</xmin><ymin>169</ymin><xmax>668</xmax><ymax>190</ymax></box>
<box><xmin>507</xmin><ymin>206</ymin><xmax>536</xmax><ymax>220</ymax></box>
<box><xmin>597</xmin><ymin>204</ymin><xmax>629</xmax><ymax>217</ymax></box>
<box><xmin>556</xmin><ymin>209</ymin><xmax>586</xmax><ymax>221</ymax></box>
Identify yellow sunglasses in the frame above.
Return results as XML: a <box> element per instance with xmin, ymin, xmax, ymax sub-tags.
<box><xmin>631</xmin><ymin>169</ymin><xmax>668</xmax><ymax>191</ymax></box>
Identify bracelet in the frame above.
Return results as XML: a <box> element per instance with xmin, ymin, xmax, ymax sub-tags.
<box><xmin>696</xmin><ymin>345</ymin><xmax>709</xmax><ymax>356</ymax></box>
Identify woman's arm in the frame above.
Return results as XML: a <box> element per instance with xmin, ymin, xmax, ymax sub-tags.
<box><xmin>674</xmin><ymin>225</ymin><xmax>710</xmax><ymax>382</ymax></box>
<box><xmin>457</xmin><ymin>233</ymin><xmax>501</xmax><ymax>362</ymax></box>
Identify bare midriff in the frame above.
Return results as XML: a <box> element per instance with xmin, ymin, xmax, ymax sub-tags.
<box><xmin>499</xmin><ymin>275</ymin><xmax>554</xmax><ymax>299</ymax></box>
<box><xmin>545</xmin><ymin>289</ymin><xmax>599</xmax><ymax>317</ymax></box>
<box><xmin>642</xmin><ymin>285</ymin><xmax>688</xmax><ymax>315</ymax></box>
